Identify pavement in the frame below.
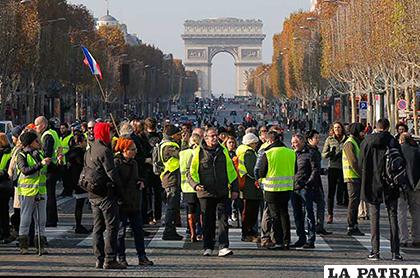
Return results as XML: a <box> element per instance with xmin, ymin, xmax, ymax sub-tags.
<box><xmin>0</xmin><ymin>132</ymin><xmax>419</xmax><ymax>277</ymax></box>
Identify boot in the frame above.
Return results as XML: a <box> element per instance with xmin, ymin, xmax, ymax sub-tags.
<box><xmin>187</xmin><ymin>214</ymin><xmax>197</xmax><ymax>242</ymax></box>
<box><xmin>35</xmin><ymin>236</ymin><xmax>48</xmax><ymax>255</ymax></box>
<box><xmin>19</xmin><ymin>235</ymin><xmax>29</xmax><ymax>255</ymax></box>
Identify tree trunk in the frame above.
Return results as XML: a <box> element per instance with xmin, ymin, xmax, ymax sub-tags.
<box><xmin>367</xmin><ymin>91</ymin><xmax>374</xmax><ymax>125</ymax></box>
<box><xmin>385</xmin><ymin>80</ymin><xmax>394</xmax><ymax>134</ymax></box>
<box><xmin>413</xmin><ymin>87</ymin><xmax>419</xmax><ymax>136</ymax></box>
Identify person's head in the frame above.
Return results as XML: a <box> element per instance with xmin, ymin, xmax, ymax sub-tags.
<box><xmin>267</xmin><ymin>130</ymin><xmax>281</xmax><ymax>144</ymax></box>
<box><xmin>259</xmin><ymin>126</ymin><xmax>268</xmax><ymax>142</ymax></box>
<box><xmin>204</xmin><ymin>127</ymin><xmax>219</xmax><ymax>148</ymax></box>
<box><xmin>11</xmin><ymin>125</ymin><xmax>24</xmax><ymax>145</ymax></box>
<box><xmin>189</xmin><ymin>133</ymin><xmax>201</xmax><ymax>148</ymax></box>
<box><xmin>94</xmin><ymin>122</ymin><xmax>111</xmax><ymax>145</ymax></box>
<box><xmin>60</xmin><ymin>123</ymin><xmax>69</xmax><ymax>136</ymax></box>
<box><xmin>181</xmin><ymin>123</ymin><xmax>191</xmax><ymax>134</ymax></box>
<box><xmin>396</xmin><ymin>122</ymin><xmax>408</xmax><ymax>135</ymax></box>
<box><xmin>332</xmin><ymin>121</ymin><xmax>345</xmax><ymax>138</ymax></box>
<box><xmin>399</xmin><ymin>132</ymin><xmax>412</xmax><ymax>145</ymax></box>
<box><xmin>119</xmin><ymin>121</ymin><xmax>134</xmax><ymax>138</ymax></box>
<box><xmin>130</xmin><ymin>119</ymin><xmax>144</xmax><ymax>135</ymax></box>
<box><xmin>164</xmin><ymin>124</ymin><xmax>182</xmax><ymax>142</ymax></box>
<box><xmin>291</xmin><ymin>134</ymin><xmax>305</xmax><ymax>152</ymax></box>
<box><xmin>34</xmin><ymin>116</ymin><xmax>48</xmax><ymax>134</ymax></box>
<box><xmin>81</xmin><ymin>122</ymin><xmax>88</xmax><ymax>133</ymax></box>
<box><xmin>242</xmin><ymin>133</ymin><xmax>259</xmax><ymax>150</ymax></box>
<box><xmin>306</xmin><ymin>129</ymin><xmax>320</xmax><ymax>146</ymax></box>
<box><xmin>20</xmin><ymin>130</ymin><xmax>40</xmax><ymax>149</ymax></box>
<box><xmin>87</xmin><ymin>120</ymin><xmax>95</xmax><ymax>134</ymax></box>
<box><xmin>74</xmin><ymin>133</ymin><xmax>86</xmax><ymax>147</ymax></box>
<box><xmin>144</xmin><ymin>117</ymin><xmax>157</xmax><ymax>132</ymax></box>
<box><xmin>0</xmin><ymin>133</ymin><xmax>10</xmax><ymax>150</ymax></box>
<box><xmin>114</xmin><ymin>137</ymin><xmax>137</xmax><ymax>160</ymax></box>
<box><xmin>224</xmin><ymin>135</ymin><xmax>237</xmax><ymax>152</ymax></box>
<box><xmin>245</xmin><ymin>127</ymin><xmax>257</xmax><ymax>136</ymax></box>
<box><xmin>192</xmin><ymin>127</ymin><xmax>204</xmax><ymax>138</ymax></box>
<box><xmin>348</xmin><ymin>122</ymin><xmax>366</xmax><ymax>140</ymax></box>
<box><xmin>376</xmin><ymin>118</ymin><xmax>390</xmax><ymax>132</ymax></box>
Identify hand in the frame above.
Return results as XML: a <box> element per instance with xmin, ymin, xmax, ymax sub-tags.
<box><xmin>231</xmin><ymin>192</ymin><xmax>239</xmax><ymax>200</ymax></box>
<box><xmin>195</xmin><ymin>185</ymin><xmax>205</xmax><ymax>192</ymax></box>
<box><xmin>137</xmin><ymin>181</ymin><xmax>145</xmax><ymax>189</ymax></box>
<box><xmin>41</xmin><ymin>158</ymin><xmax>52</xmax><ymax>166</ymax></box>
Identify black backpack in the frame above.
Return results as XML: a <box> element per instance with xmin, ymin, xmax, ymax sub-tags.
<box><xmin>383</xmin><ymin>146</ymin><xmax>411</xmax><ymax>193</ymax></box>
<box><xmin>152</xmin><ymin>142</ymin><xmax>165</xmax><ymax>176</ymax></box>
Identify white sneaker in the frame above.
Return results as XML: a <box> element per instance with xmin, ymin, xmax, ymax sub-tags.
<box><xmin>218</xmin><ymin>248</ymin><xmax>233</xmax><ymax>257</ymax></box>
<box><xmin>203</xmin><ymin>249</ymin><xmax>212</xmax><ymax>256</ymax></box>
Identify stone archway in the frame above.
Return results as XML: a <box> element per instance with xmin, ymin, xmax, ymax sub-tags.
<box><xmin>182</xmin><ymin>18</ymin><xmax>266</xmax><ymax>97</ymax></box>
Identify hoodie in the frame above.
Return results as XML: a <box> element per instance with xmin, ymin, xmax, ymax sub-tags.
<box><xmin>360</xmin><ymin>131</ymin><xmax>400</xmax><ymax>204</ymax></box>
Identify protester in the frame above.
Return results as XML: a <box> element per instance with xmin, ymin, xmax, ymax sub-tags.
<box><xmin>0</xmin><ymin>133</ymin><xmax>13</xmax><ymax>243</ymax></box>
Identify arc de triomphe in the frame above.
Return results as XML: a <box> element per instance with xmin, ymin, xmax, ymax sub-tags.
<box><xmin>182</xmin><ymin>18</ymin><xmax>266</xmax><ymax>98</ymax></box>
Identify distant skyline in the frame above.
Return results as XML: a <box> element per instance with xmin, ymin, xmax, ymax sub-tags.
<box><xmin>68</xmin><ymin>0</ymin><xmax>310</xmax><ymax>96</ymax></box>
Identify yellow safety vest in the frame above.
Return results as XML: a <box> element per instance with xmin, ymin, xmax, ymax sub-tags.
<box><xmin>190</xmin><ymin>144</ymin><xmax>237</xmax><ymax>185</ymax></box>
<box><xmin>17</xmin><ymin>152</ymin><xmax>47</xmax><ymax>196</ymax></box>
<box><xmin>41</xmin><ymin>129</ymin><xmax>60</xmax><ymax>163</ymax></box>
<box><xmin>258</xmin><ymin>142</ymin><xmax>270</xmax><ymax>152</ymax></box>
<box><xmin>160</xmin><ymin>141</ymin><xmax>180</xmax><ymax>180</ymax></box>
<box><xmin>236</xmin><ymin>144</ymin><xmax>254</xmax><ymax>177</ymax></box>
<box><xmin>179</xmin><ymin>148</ymin><xmax>195</xmax><ymax>193</ymax></box>
<box><xmin>0</xmin><ymin>152</ymin><xmax>11</xmax><ymax>171</ymax></box>
<box><xmin>60</xmin><ymin>133</ymin><xmax>74</xmax><ymax>165</ymax></box>
<box><xmin>261</xmin><ymin>146</ymin><xmax>296</xmax><ymax>192</ymax></box>
<box><xmin>342</xmin><ymin>136</ymin><xmax>360</xmax><ymax>180</ymax></box>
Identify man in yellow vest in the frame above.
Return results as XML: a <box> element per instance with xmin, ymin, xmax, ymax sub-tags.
<box><xmin>59</xmin><ymin>122</ymin><xmax>74</xmax><ymax>197</ymax></box>
<box><xmin>255</xmin><ymin>131</ymin><xmax>296</xmax><ymax>250</ymax></box>
<box><xmin>188</xmin><ymin>127</ymin><xmax>238</xmax><ymax>257</ymax></box>
<box><xmin>17</xmin><ymin>131</ymin><xmax>51</xmax><ymax>255</ymax></box>
<box><xmin>160</xmin><ymin>124</ymin><xmax>183</xmax><ymax>241</ymax></box>
<box><xmin>342</xmin><ymin>122</ymin><xmax>365</xmax><ymax>236</ymax></box>
<box><xmin>35</xmin><ymin>116</ymin><xmax>60</xmax><ymax>227</ymax></box>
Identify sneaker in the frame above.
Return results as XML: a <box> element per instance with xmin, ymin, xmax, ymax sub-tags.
<box><xmin>118</xmin><ymin>259</ymin><xmax>129</xmax><ymax>268</ymax></box>
<box><xmin>75</xmin><ymin>225</ymin><xmax>90</xmax><ymax>234</ymax></box>
<box><xmin>302</xmin><ymin>243</ymin><xmax>315</xmax><ymax>249</ymax></box>
<box><xmin>103</xmin><ymin>260</ymin><xmax>127</xmax><ymax>269</ymax></box>
<box><xmin>203</xmin><ymin>249</ymin><xmax>212</xmax><ymax>256</ymax></box>
<box><xmin>95</xmin><ymin>260</ymin><xmax>104</xmax><ymax>269</ymax></box>
<box><xmin>162</xmin><ymin>233</ymin><xmax>183</xmax><ymax>241</ymax></box>
<box><xmin>347</xmin><ymin>227</ymin><xmax>365</xmax><ymax>236</ymax></box>
<box><xmin>290</xmin><ymin>240</ymin><xmax>306</xmax><ymax>248</ymax></box>
<box><xmin>218</xmin><ymin>248</ymin><xmax>233</xmax><ymax>257</ymax></box>
<box><xmin>138</xmin><ymin>256</ymin><xmax>154</xmax><ymax>266</ymax></box>
<box><xmin>392</xmin><ymin>253</ymin><xmax>403</xmax><ymax>261</ymax></box>
<box><xmin>261</xmin><ymin>239</ymin><xmax>274</xmax><ymax>249</ymax></box>
<box><xmin>367</xmin><ymin>252</ymin><xmax>380</xmax><ymax>261</ymax></box>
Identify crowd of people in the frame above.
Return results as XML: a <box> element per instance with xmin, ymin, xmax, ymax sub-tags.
<box><xmin>0</xmin><ymin>114</ymin><xmax>418</xmax><ymax>269</ymax></box>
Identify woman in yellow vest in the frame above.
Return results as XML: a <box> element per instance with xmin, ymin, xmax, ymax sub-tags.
<box><xmin>179</xmin><ymin>133</ymin><xmax>202</xmax><ymax>242</ymax></box>
<box><xmin>16</xmin><ymin>131</ymin><xmax>51</xmax><ymax>255</ymax></box>
<box><xmin>0</xmin><ymin>133</ymin><xmax>13</xmax><ymax>243</ymax></box>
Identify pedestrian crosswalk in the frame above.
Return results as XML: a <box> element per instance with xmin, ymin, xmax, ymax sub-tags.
<box><xmin>42</xmin><ymin>224</ymin><xmax>408</xmax><ymax>255</ymax></box>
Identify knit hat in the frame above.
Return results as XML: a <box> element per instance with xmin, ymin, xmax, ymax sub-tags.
<box><xmin>165</xmin><ymin>124</ymin><xmax>181</xmax><ymax>137</ymax></box>
<box><xmin>11</xmin><ymin>125</ymin><xmax>24</xmax><ymax>138</ymax></box>
<box><xmin>242</xmin><ymin>133</ymin><xmax>259</xmax><ymax>146</ymax></box>
<box><xmin>20</xmin><ymin>132</ymin><xmax>38</xmax><ymax>146</ymax></box>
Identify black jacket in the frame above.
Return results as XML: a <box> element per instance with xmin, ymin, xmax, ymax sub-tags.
<box><xmin>84</xmin><ymin>140</ymin><xmax>121</xmax><ymax>199</ymax></box>
<box><xmin>401</xmin><ymin>142</ymin><xmax>420</xmax><ymax>191</ymax></box>
<box><xmin>187</xmin><ymin>142</ymin><xmax>239</xmax><ymax>199</ymax></box>
<box><xmin>360</xmin><ymin>131</ymin><xmax>400</xmax><ymax>204</ymax></box>
<box><xmin>307</xmin><ymin>144</ymin><xmax>323</xmax><ymax>191</ymax></box>
<box><xmin>114</xmin><ymin>154</ymin><xmax>142</xmax><ymax>213</ymax></box>
<box><xmin>295</xmin><ymin>145</ymin><xmax>319</xmax><ymax>190</ymax></box>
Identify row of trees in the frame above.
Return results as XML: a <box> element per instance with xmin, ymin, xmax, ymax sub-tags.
<box><xmin>248</xmin><ymin>0</ymin><xmax>419</xmax><ymax>134</ymax></box>
<box><xmin>0</xmin><ymin>0</ymin><xmax>197</xmax><ymax>123</ymax></box>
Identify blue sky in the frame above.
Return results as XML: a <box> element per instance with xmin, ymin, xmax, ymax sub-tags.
<box><xmin>69</xmin><ymin>0</ymin><xmax>310</xmax><ymax>96</ymax></box>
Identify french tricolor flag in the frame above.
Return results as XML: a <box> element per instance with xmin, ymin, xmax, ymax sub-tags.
<box><xmin>81</xmin><ymin>45</ymin><xmax>103</xmax><ymax>79</ymax></box>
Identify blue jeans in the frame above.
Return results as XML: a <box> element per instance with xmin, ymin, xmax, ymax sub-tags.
<box><xmin>117</xmin><ymin>210</ymin><xmax>146</xmax><ymax>260</ymax></box>
<box><xmin>313</xmin><ymin>189</ymin><xmax>326</xmax><ymax>230</ymax></box>
<box><xmin>292</xmin><ymin>188</ymin><xmax>316</xmax><ymax>244</ymax></box>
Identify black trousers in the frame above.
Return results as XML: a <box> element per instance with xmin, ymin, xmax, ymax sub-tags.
<box><xmin>0</xmin><ymin>187</ymin><xmax>12</xmax><ymax>238</ymax></box>
<box><xmin>347</xmin><ymin>181</ymin><xmax>361</xmax><ymax>228</ymax></box>
<box><xmin>370</xmin><ymin>198</ymin><xmax>399</xmax><ymax>254</ymax></box>
<box><xmin>199</xmin><ymin>197</ymin><xmax>229</xmax><ymax>250</ymax></box>
<box><xmin>90</xmin><ymin>196</ymin><xmax>119</xmax><ymax>263</ymax></box>
<box><xmin>327</xmin><ymin>168</ymin><xmax>347</xmax><ymax>215</ymax></box>
<box><xmin>266</xmin><ymin>192</ymin><xmax>291</xmax><ymax>245</ymax></box>
<box><xmin>163</xmin><ymin>186</ymin><xmax>181</xmax><ymax>235</ymax></box>
<box><xmin>59</xmin><ymin>165</ymin><xmax>73</xmax><ymax>196</ymax></box>
<box><xmin>46</xmin><ymin>171</ymin><xmax>59</xmax><ymax>225</ymax></box>
<box><xmin>241</xmin><ymin>199</ymin><xmax>259</xmax><ymax>237</ymax></box>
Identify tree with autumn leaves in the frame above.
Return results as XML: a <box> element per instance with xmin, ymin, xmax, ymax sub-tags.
<box><xmin>0</xmin><ymin>0</ymin><xmax>197</xmax><ymax>122</ymax></box>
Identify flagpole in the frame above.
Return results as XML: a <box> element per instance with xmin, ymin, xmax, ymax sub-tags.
<box><xmin>94</xmin><ymin>75</ymin><xmax>120</xmax><ymax>137</ymax></box>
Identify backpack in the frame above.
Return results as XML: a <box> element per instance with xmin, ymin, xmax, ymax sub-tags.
<box><xmin>152</xmin><ymin>142</ymin><xmax>165</xmax><ymax>176</ymax></box>
<box><xmin>232</xmin><ymin>156</ymin><xmax>246</xmax><ymax>190</ymax></box>
<box><xmin>383</xmin><ymin>146</ymin><xmax>411</xmax><ymax>193</ymax></box>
